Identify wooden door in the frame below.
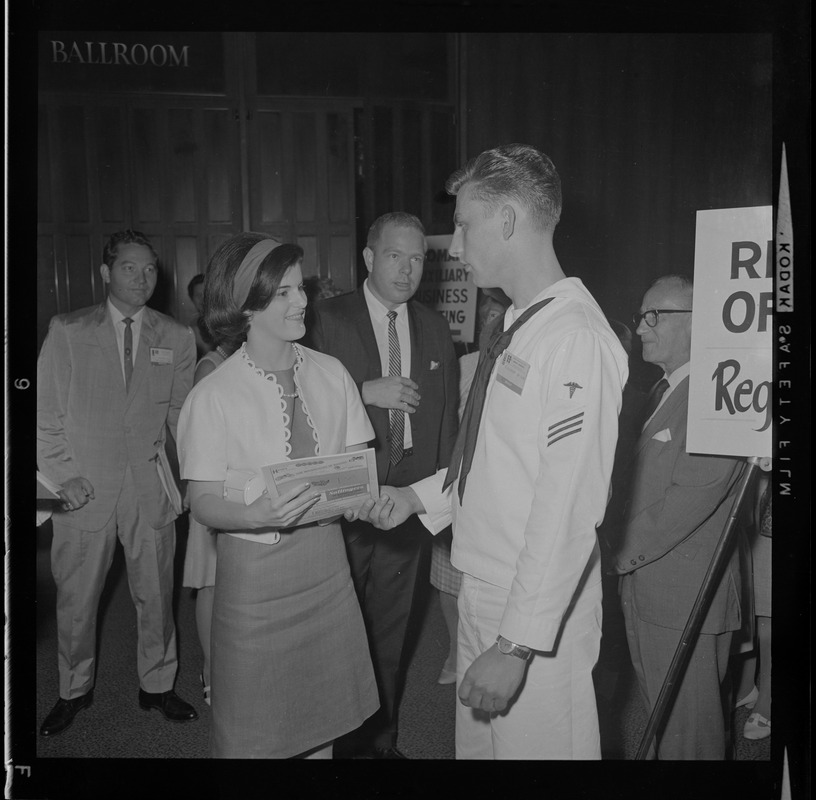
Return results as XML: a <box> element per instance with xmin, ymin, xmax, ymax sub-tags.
<box><xmin>37</xmin><ymin>93</ymin><xmax>242</xmax><ymax>345</ymax></box>
<box><xmin>246</xmin><ymin>101</ymin><xmax>358</xmax><ymax>292</ymax></box>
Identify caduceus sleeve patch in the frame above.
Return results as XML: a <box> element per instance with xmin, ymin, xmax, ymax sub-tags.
<box><xmin>548</xmin><ymin>412</ymin><xmax>584</xmax><ymax>446</ymax></box>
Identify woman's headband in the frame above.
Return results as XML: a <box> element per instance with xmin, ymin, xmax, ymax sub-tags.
<box><xmin>232</xmin><ymin>238</ymin><xmax>281</xmax><ymax>308</ymax></box>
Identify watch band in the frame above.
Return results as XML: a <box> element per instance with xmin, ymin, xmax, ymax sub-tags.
<box><xmin>495</xmin><ymin>635</ymin><xmax>532</xmax><ymax>661</ymax></box>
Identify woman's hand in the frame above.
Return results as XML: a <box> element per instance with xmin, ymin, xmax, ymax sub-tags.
<box><xmin>245</xmin><ymin>482</ymin><xmax>321</xmax><ymax>530</ymax></box>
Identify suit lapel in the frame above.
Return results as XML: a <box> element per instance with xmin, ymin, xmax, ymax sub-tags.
<box><xmin>634</xmin><ymin>377</ymin><xmax>689</xmax><ymax>455</ymax></box>
<box><xmin>407</xmin><ymin>301</ymin><xmax>422</xmax><ymax>381</ymax></box>
<box><xmin>93</xmin><ymin>303</ymin><xmax>127</xmax><ymax>396</ymax></box>
<box><xmin>353</xmin><ymin>287</ymin><xmax>384</xmax><ymax>376</ymax></box>
<box><xmin>126</xmin><ymin>307</ymin><xmax>158</xmax><ymax>407</ymax></box>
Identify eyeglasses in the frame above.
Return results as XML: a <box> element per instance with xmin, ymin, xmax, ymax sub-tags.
<box><xmin>632</xmin><ymin>309</ymin><xmax>692</xmax><ymax>328</ymax></box>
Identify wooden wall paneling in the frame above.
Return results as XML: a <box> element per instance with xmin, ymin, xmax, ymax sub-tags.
<box><xmin>312</xmin><ymin>111</ymin><xmax>331</xmax><ymax>276</ymax></box>
<box><xmin>420</xmin><ymin>108</ymin><xmax>433</xmax><ymax>229</ymax></box>
<box><xmin>38</xmin><ymin>105</ymin><xmax>53</xmax><ymax>223</ymax></box>
<box><xmin>459</xmin><ymin>33</ymin><xmax>771</xmax><ymax>331</ymax></box>
<box><xmin>372</xmin><ymin>106</ymin><xmax>394</xmax><ymax>219</ymax></box>
<box><xmin>174</xmin><ymin>234</ymin><xmax>202</xmax><ymax>327</ymax></box>
<box><xmin>294</xmin><ymin>112</ymin><xmax>318</xmax><ymax>225</ymax></box>
<box><xmin>131</xmin><ymin>106</ymin><xmax>163</xmax><ymax>225</ymax></box>
<box><xmin>328</xmin><ymin>235</ymin><xmax>353</xmax><ymax>291</ymax></box>
<box><xmin>429</xmin><ymin>107</ymin><xmax>456</xmax><ymax>234</ymax></box>
<box><xmin>203</xmin><ymin>108</ymin><xmax>235</xmax><ymax>224</ymax></box>
<box><xmin>326</xmin><ymin>109</ymin><xmax>356</xmax><ymax>289</ymax></box>
<box><xmin>327</xmin><ymin>112</ymin><xmax>351</xmax><ymax>224</ymax></box>
<box><xmin>401</xmin><ymin>107</ymin><xmax>422</xmax><ymax>219</ymax></box>
<box><xmin>58</xmin><ymin>106</ymin><xmax>90</xmax><ymax>223</ymax></box>
<box><xmin>168</xmin><ymin>107</ymin><xmax>197</xmax><ymax>223</ymax></box>
<box><xmin>255</xmin><ymin>109</ymin><xmax>285</xmax><ymax>226</ymax></box>
<box><xmin>64</xmin><ymin>234</ymin><xmax>96</xmax><ymax>311</ymax></box>
<box><xmin>297</xmin><ymin>235</ymin><xmax>319</xmax><ymax>278</ymax></box>
<box><xmin>94</xmin><ymin>105</ymin><xmax>128</xmax><ymax>225</ymax></box>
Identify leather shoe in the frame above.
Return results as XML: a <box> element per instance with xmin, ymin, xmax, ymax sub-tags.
<box><xmin>40</xmin><ymin>692</ymin><xmax>93</xmax><ymax>736</ymax></box>
<box><xmin>372</xmin><ymin>746</ymin><xmax>408</xmax><ymax>759</ymax></box>
<box><xmin>138</xmin><ymin>689</ymin><xmax>198</xmax><ymax>722</ymax></box>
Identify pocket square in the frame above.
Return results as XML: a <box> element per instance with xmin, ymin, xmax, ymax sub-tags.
<box><xmin>430</xmin><ymin>361</ymin><xmax>440</xmax><ymax>370</ymax></box>
<box><xmin>652</xmin><ymin>428</ymin><xmax>672</xmax><ymax>442</ymax></box>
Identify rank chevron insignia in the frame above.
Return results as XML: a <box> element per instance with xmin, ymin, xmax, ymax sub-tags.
<box><xmin>564</xmin><ymin>382</ymin><xmax>583</xmax><ymax>398</ymax></box>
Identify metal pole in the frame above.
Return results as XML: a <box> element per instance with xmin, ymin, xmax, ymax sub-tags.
<box><xmin>635</xmin><ymin>456</ymin><xmax>762</xmax><ymax>760</ymax></box>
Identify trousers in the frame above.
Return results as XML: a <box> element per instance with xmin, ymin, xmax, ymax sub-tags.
<box><xmin>50</xmin><ymin>465</ymin><xmax>178</xmax><ymax>698</ymax></box>
<box><xmin>455</xmin><ymin>572</ymin><xmax>602</xmax><ymax>759</ymax></box>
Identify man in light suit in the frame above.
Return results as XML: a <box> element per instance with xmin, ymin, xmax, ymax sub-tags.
<box><xmin>614</xmin><ymin>274</ymin><xmax>746</xmax><ymax>759</ymax></box>
<box><xmin>307</xmin><ymin>212</ymin><xmax>459</xmax><ymax>758</ymax></box>
<box><xmin>37</xmin><ymin>229</ymin><xmax>198</xmax><ymax>736</ymax></box>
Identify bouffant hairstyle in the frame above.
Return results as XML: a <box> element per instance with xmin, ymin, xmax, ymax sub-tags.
<box><xmin>203</xmin><ymin>233</ymin><xmax>304</xmax><ymax>345</ymax></box>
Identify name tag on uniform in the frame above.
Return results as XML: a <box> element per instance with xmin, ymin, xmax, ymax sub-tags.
<box><xmin>150</xmin><ymin>347</ymin><xmax>174</xmax><ymax>365</ymax></box>
<box><xmin>495</xmin><ymin>351</ymin><xmax>530</xmax><ymax>396</ymax></box>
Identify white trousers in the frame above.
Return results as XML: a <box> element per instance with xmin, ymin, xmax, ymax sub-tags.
<box><xmin>455</xmin><ymin>572</ymin><xmax>602</xmax><ymax>759</ymax></box>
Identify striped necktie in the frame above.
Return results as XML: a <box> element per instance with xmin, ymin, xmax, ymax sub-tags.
<box><xmin>123</xmin><ymin>317</ymin><xmax>134</xmax><ymax>392</ymax></box>
<box><xmin>387</xmin><ymin>310</ymin><xmax>405</xmax><ymax>466</ymax></box>
<box><xmin>444</xmin><ymin>297</ymin><xmax>553</xmax><ymax>504</ymax></box>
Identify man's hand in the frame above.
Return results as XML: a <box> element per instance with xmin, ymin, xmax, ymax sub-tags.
<box><xmin>361</xmin><ymin>376</ymin><xmax>420</xmax><ymax>412</ymax></box>
<box><xmin>57</xmin><ymin>477</ymin><xmax>95</xmax><ymax>512</ymax></box>
<box><xmin>346</xmin><ymin>485</ymin><xmax>424</xmax><ymax>529</ymax></box>
<box><xmin>457</xmin><ymin>645</ymin><xmax>528</xmax><ymax>713</ymax></box>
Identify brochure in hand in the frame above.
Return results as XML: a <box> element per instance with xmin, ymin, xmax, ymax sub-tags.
<box><xmin>261</xmin><ymin>448</ymin><xmax>379</xmax><ymax>525</ymax></box>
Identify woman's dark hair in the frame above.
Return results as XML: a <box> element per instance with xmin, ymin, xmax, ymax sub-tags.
<box><xmin>203</xmin><ymin>233</ymin><xmax>304</xmax><ymax>345</ymax></box>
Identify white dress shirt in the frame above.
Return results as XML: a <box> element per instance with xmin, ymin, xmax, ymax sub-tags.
<box><xmin>107</xmin><ymin>299</ymin><xmax>145</xmax><ymax>386</ymax></box>
<box><xmin>645</xmin><ymin>360</ymin><xmax>690</xmax><ymax>426</ymax></box>
<box><xmin>363</xmin><ymin>280</ymin><xmax>412</xmax><ymax>450</ymax></box>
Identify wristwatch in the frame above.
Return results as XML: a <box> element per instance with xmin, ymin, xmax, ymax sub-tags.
<box><xmin>495</xmin><ymin>635</ymin><xmax>532</xmax><ymax>661</ymax></box>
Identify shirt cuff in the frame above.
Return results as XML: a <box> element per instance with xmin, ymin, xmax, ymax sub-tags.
<box><xmin>498</xmin><ymin>611</ymin><xmax>563</xmax><ymax>653</ymax></box>
<box><xmin>412</xmin><ymin>470</ymin><xmax>452</xmax><ymax>535</ymax></box>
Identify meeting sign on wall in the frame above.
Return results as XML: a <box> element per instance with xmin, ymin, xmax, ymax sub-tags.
<box><xmin>687</xmin><ymin>206</ymin><xmax>772</xmax><ymax>458</ymax></box>
<box><xmin>415</xmin><ymin>235</ymin><xmax>477</xmax><ymax>343</ymax></box>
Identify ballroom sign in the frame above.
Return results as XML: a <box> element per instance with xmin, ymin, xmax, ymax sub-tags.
<box><xmin>39</xmin><ymin>31</ymin><xmax>225</xmax><ymax>93</ymax></box>
<box><xmin>415</xmin><ymin>234</ymin><xmax>477</xmax><ymax>343</ymax></box>
<box><xmin>687</xmin><ymin>206</ymin><xmax>772</xmax><ymax>458</ymax></box>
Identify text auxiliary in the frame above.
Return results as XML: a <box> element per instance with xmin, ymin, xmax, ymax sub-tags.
<box><xmin>261</xmin><ymin>448</ymin><xmax>379</xmax><ymax>524</ymax></box>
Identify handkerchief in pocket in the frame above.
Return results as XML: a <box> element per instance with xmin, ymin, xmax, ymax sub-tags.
<box><xmin>430</xmin><ymin>360</ymin><xmax>440</xmax><ymax>370</ymax></box>
<box><xmin>652</xmin><ymin>428</ymin><xmax>672</xmax><ymax>443</ymax></box>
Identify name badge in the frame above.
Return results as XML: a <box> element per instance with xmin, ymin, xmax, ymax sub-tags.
<box><xmin>150</xmin><ymin>347</ymin><xmax>174</xmax><ymax>365</ymax></box>
<box><xmin>495</xmin><ymin>351</ymin><xmax>530</xmax><ymax>396</ymax></box>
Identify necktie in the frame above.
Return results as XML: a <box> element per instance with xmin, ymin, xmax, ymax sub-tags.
<box><xmin>387</xmin><ymin>310</ymin><xmax>405</xmax><ymax>466</ymax></box>
<box><xmin>444</xmin><ymin>296</ymin><xmax>553</xmax><ymax>504</ymax></box>
<box><xmin>123</xmin><ymin>317</ymin><xmax>134</xmax><ymax>392</ymax></box>
<box><xmin>640</xmin><ymin>377</ymin><xmax>669</xmax><ymax>429</ymax></box>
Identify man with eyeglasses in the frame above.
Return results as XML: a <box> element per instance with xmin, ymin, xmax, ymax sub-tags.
<box><xmin>612</xmin><ymin>274</ymin><xmax>746</xmax><ymax>759</ymax></box>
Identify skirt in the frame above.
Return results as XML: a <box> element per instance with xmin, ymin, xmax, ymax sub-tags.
<box><xmin>210</xmin><ymin>521</ymin><xmax>379</xmax><ymax>758</ymax></box>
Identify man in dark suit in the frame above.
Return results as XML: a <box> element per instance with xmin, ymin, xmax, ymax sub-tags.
<box><xmin>308</xmin><ymin>212</ymin><xmax>459</xmax><ymax>758</ymax></box>
<box><xmin>613</xmin><ymin>274</ymin><xmax>746</xmax><ymax>759</ymax></box>
<box><xmin>37</xmin><ymin>229</ymin><xmax>198</xmax><ymax>737</ymax></box>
